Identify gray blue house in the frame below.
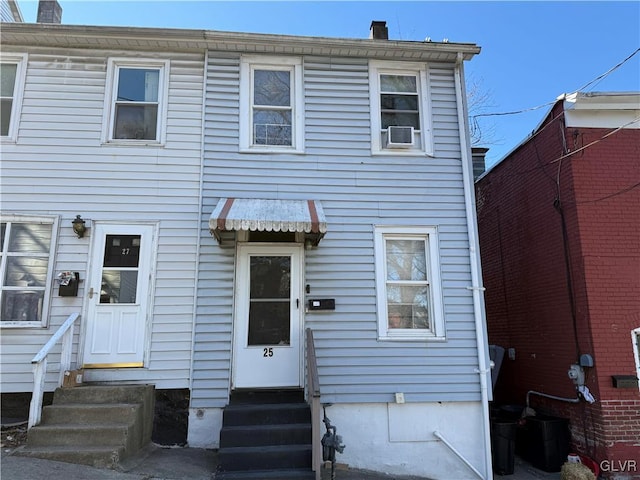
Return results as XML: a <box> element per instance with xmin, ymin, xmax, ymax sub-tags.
<box><xmin>1</xmin><ymin>7</ymin><xmax>491</xmax><ymax>478</ymax></box>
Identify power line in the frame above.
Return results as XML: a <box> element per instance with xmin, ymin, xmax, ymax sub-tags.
<box><xmin>549</xmin><ymin>116</ymin><xmax>640</xmax><ymax>164</ymax></box>
<box><xmin>470</xmin><ymin>48</ymin><xmax>640</xmax><ymax>119</ymax></box>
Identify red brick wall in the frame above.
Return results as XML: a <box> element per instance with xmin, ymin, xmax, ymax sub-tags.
<box><xmin>477</xmin><ymin>104</ymin><xmax>640</xmax><ymax>474</ymax></box>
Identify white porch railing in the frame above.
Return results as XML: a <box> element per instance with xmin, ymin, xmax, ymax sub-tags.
<box><xmin>28</xmin><ymin>312</ymin><xmax>80</xmax><ymax>429</ymax></box>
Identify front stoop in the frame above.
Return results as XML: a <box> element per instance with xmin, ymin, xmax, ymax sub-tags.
<box><xmin>17</xmin><ymin>384</ymin><xmax>155</xmax><ymax>468</ymax></box>
<box><xmin>216</xmin><ymin>389</ymin><xmax>315</xmax><ymax>480</ymax></box>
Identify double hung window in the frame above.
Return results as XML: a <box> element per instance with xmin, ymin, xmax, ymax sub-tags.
<box><xmin>104</xmin><ymin>58</ymin><xmax>169</xmax><ymax>144</ymax></box>
<box><xmin>0</xmin><ymin>53</ymin><xmax>27</xmax><ymax>142</ymax></box>
<box><xmin>369</xmin><ymin>61</ymin><xmax>433</xmax><ymax>155</ymax></box>
<box><xmin>240</xmin><ymin>56</ymin><xmax>303</xmax><ymax>152</ymax></box>
<box><xmin>1</xmin><ymin>216</ymin><xmax>58</xmax><ymax>327</ymax></box>
<box><xmin>374</xmin><ymin>226</ymin><xmax>444</xmax><ymax>340</ymax></box>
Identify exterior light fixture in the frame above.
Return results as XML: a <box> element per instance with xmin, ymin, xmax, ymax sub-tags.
<box><xmin>71</xmin><ymin>215</ymin><xmax>87</xmax><ymax>238</ymax></box>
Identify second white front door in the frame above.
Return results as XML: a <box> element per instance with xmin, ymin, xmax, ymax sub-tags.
<box><xmin>233</xmin><ymin>244</ymin><xmax>303</xmax><ymax>389</ymax></box>
<box><xmin>82</xmin><ymin>224</ymin><xmax>154</xmax><ymax>368</ymax></box>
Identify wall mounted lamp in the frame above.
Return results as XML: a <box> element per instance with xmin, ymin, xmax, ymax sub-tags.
<box><xmin>71</xmin><ymin>215</ymin><xmax>87</xmax><ymax>238</ymax></box>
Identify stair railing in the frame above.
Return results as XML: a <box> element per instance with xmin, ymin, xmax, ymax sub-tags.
<box><xmin>305</xmin><ymin>327</ymin><xmax>322</xmax><ymax>480</ymax></box>
<box><xmin>28</xmin><ymin>312</ymin><xmax>81</xmax><ymax>429</ymax></box>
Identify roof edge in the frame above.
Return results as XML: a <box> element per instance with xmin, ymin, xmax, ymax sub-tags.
<box><xmin>0</xmin><ymin>22</ymin><xmax>481</xmax><ymax>61</ymax></box>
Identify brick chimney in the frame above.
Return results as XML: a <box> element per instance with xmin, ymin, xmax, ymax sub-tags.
<box><xmin>472</xmin><ymin>147</ymin><xmax>489</xmax><ymax>180</ymax></box>
<box><xmin>369</xmin><ymin>21</ymin><xmax>388</xmax><ymax>40</ymax></box>
<box><xmin>37</xmin><ymin>0</ymin><xmax>62</xmax><ymax>23</ymax></box>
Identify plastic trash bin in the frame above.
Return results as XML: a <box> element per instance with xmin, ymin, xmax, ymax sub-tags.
<box><xmin>491</xmin><ymin>420</ymin><xmax>517</xmax><ymax>475</ymax></box>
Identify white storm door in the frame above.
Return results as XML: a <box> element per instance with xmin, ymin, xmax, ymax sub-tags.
<box><xmin>83</xmin><ymin>224</ymin><xmax>154</xmax><ymax>368</ymax></box>
<box><xmin>233</xmin><ymin>244</ymin><xmax>303</xmax><ymax>388</ymax></box>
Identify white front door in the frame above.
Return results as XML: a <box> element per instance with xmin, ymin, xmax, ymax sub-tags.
<box><xmin>233</xmin><ymin>244</ymin><xmax>303</xmax><ymax>388</ymax></box>
<box><xmin>82</xmin><ymin>224</ymin><xmax>154</xmax><ymax>368</ymax></box>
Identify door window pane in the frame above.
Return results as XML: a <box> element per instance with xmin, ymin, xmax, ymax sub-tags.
<box><xmin>100</xmin><ymin>270</ymin><xmax>138</xmax><ymax>304</ymax></box>
<box><xmin>103</xmin><ymin>235</ymin><xmax>141</xmax><ymax>267</ymax></box>
<box><xmin>247</xmin><ymin>256</ymin><xmax>291</xmax><ymax>346</ymax></box>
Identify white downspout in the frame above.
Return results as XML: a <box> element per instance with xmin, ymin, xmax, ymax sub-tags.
<box><xmin>454</xmin><ymin>52</ymin><xmax>493</xmax><ymax>479</ymax></box>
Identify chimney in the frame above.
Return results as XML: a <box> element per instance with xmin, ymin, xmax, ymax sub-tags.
<box><xmin>37</xmin><ymin>0</ymin><xmax>62</xmax><ymax>23</ymax></box>
<box><xmin>369</xmin><ymin>21</ymin><xmax>388</xmax><ymax>40</ymax></box>
<box><xmin>471</xmin><ymin>147</ymin><xmax>489</xmax><ymax>180</ymax></box>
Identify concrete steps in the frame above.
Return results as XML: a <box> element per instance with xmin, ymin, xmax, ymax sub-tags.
<box><xmin>18</xmin><ymin>384</ymin><xmax>154</xmax><ymax>468</ymax></box>
<box><xmin>216</xmin><ymin>389</ymin><xmax>314</xmax><ymax>480</ymax></box>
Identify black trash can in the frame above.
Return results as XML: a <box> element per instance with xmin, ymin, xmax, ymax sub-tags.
<box><xmin>491</xmin><ymin>420</ymin><xmax>517</xmax><ymax>475</ymax></box>
<box><xmin>520</xmin><ymin>415</ymin><xmax>570</xmax><ymax>472</ymax></box>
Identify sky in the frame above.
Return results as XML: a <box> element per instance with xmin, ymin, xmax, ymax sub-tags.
<box><xmin>15</xmin><ymin>1</ymin><xmax>640</xmax><ymax>168</ymax></box>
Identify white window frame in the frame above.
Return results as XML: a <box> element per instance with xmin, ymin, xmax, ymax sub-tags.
<box><xmin>374</xmin><ymin>225</ymin><xmax>445</xmax><ymax>341</ymax></box>
<box><xmin>369</xmin><ymin>60</ymin><xmax>433</xmax><ymax>156</ymax></box>
<box><xmin>632</xmin><ymin>328</ymin><xmax>640</xmax><ymax>392</ymax></box>
<box><xmin>102</xmin><ymin>58</ymin><xmax>170</xmax><ymax>146</ymax></box>
<box><xmin>1</xmin><ymin>214</ymin><xmax>59</xmax><ymax>328</ymax></box>
<box><xmin>0</xmin><ymin>53</ymin><xmax>27</xmax><ymax>143</ymax></box>
<box><xmin>240</xmin><ymin>55</ymin><xmax>304</xmax><ymax>153</ymax></box>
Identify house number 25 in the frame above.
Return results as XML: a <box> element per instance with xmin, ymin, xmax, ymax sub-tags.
<box><xmin>263</xmin><ymin>348</ymin><xmax>274</xmax><ymax>357</ymax></box>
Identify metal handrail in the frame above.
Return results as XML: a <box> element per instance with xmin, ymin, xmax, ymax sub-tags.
<box><xmin>305</xmin><ymin>327</ymin><xmax>322</xmax><ymax>480</ymax></box>
<box><xmin>28</xmin><ymin>312</ymin><xmax>80</xmax><ymax>428</ymax></box>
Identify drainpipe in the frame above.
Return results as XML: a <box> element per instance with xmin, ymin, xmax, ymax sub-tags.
<box><xmin>454</xmin><ymin>52</ymin><xmax>493</xmax><ymax>479</ymax></box>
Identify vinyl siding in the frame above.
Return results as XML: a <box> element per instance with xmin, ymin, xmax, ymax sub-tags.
<box><xmin>0</xmin><ymin>47</ymin><xmax>204</xmax><ymax>392</ymax></box>
<box><xmin>193</xmin><ymin>54</ymin><xmax>480</xmax><ymax>408</ymax></box>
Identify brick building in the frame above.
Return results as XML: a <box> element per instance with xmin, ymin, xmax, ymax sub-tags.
<box><xmin>476</xmin><ymin>92</ymin><xmax>639</xmax><ymax>477</ymax></box>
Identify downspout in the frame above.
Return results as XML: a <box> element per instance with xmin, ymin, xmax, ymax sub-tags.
<box><xmin>188</xmin><ymin>49</ymin><xmax>208</xmax><ymax>404</ymax></box>
<box><xmin>454</xmin><ymin>52</ymin><xmax>493</xmax><ymax>479</ymax></box>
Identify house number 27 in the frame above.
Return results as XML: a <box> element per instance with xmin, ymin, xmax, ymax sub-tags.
<box><xmin>263</xmin><ymin>348</ymin><xmax>274</xmax><ymax>357</ymax></box>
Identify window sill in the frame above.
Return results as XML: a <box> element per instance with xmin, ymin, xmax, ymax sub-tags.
<box><xmin>102</xmin><ymin>140</ymin><xmax>165</xmax><ymax>148</ymax></box>
<box><xmin>1</xmin><ymin>322</ymin><xmax>47</xmax><ymax>329</ymax></box>
<box><xmin>372</xmin><ymin>149</ymin><xmax>434</xmax><ymax>157</ymax></box>
<box><xmin>378</xmin><ymin>333</ymin><xmax>447</xmax><ymax>342</ymax></box>
<box><xmin>240</xmin><ymin>146</ymin><xmax>304</xmax><ymax>155</ymax></box>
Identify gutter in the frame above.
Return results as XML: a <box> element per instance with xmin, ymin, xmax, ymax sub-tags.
<box><xmin>0</xmin><ymin>22</ymin><xmax>480</xmax><ymax>62</ymax></box>
<box><xmin>454</xmin><ymin>52</ymin><xmax>493</xmax><ymax>479</ymax></box>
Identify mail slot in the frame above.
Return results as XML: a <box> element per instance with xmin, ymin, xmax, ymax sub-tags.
<box><xmin>308</xmin><ymin>299</ymin><xmax>335</xmax><ymax>311</ymax></box>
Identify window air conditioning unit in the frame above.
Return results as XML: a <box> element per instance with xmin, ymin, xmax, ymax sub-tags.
<box><xmin>386</xmin><ymin>126</ymin><xmax>414</xmax><ymax>148</ymax></box>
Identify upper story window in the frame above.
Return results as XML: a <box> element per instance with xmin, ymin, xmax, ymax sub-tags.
<box><xmin>369</xmin><ymin>61</ymin><xmax>433</xmax><ymax>155</ymax></box>
<box><xmin>103</xmin><ymin>58</ymin><xmax>169</xmax><ymax>145</ymax></box>
<box><xmin>0</xmin><ymin>53</ymin><xmax>27</xmax><ymax>142</ymax></box>
<box><xmin>1</xmin><ymin>215</ymin><xmax>58</xmax><ymax>328</ymax></box>
<box><xmin>374</xmin><ymin>226</ymin><xmax>445</xmax><ymax>340</ymax></box>
<box><xmin>240</xmin><ymin>55</ymin><xmax>304</xmax><ymax>153</ymax></box>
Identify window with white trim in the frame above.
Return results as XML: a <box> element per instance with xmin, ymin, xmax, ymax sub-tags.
<box><xmin>0</xmin><ymin>53</ymin><xmax>27</xmax><ymax>142</ymax></box>
<box><xmin>104</xmin><ymin>58</ymin><xmax>169</xmax><ymax>144</ymax></box>
<box><xmin>632</xmin><ymin>328</ymin><xmax>640</xmax><ymax>392</ymax></box>
<box><xmin>240</xmin><ymin>55</ymin><xmax>304</xmax><ymax>153</ymax></box>
<box><xmin>374</xmin><ymin>226</ymin><xmax>445</xmax><ymax>340</ymax></box>
<box><xmin>369</xmin><ymin>61</ymin><xmax>433</xmax><ymax>155</ymax></box>
<box><xmin>1</xmin><ymin>215</ymin><xmax>58</xmax><ymax>327</ymax></box>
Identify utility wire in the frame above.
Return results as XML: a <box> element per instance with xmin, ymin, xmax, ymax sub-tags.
<box><xmin>471</xmin><ymin>48</ymin><xmax>640</xmax><ymax>119</ymax></box>
<box><xmin>549</xmin><ymin>116</ymin><xmax>640</xmax><ymax>164</ymax></box>
<box><xmin>577</xmin><ymin>47</ymin><xmax>640</xmax><ymax>92</ymax></box>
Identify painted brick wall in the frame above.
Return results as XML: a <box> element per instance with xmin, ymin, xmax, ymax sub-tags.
<box><xmin>477</xmin><ymin>102</ymin><xmax>640</xmax><ymax>475</ymax></box>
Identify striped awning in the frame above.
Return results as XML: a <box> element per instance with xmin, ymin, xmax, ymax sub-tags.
<box><xmin>210</xmin><ymin>198</ymin><xmax>327</xmax><ymax>244</ymax></box>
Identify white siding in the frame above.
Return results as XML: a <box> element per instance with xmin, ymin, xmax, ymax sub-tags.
<box><xmin>1</xmin><ymin>47</ymin><xmax>204</xmax><ymax>392</ymax></box>
<box><xmin>193</xmin><ymin>54</ymin><xmax>480</xmax><ymax>407</ymax></box>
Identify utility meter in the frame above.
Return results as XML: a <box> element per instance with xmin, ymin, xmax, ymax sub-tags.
<box><xmin>568</xmin><ymin>364</ymin><xmax>585</xmax><ymax>386</ymax></box>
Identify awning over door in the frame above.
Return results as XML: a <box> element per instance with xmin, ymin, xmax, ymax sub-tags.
<box><xmin>209</xmin><ymin>198</ymin><xmax>327</xmax><ymax>245</ymax></box>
